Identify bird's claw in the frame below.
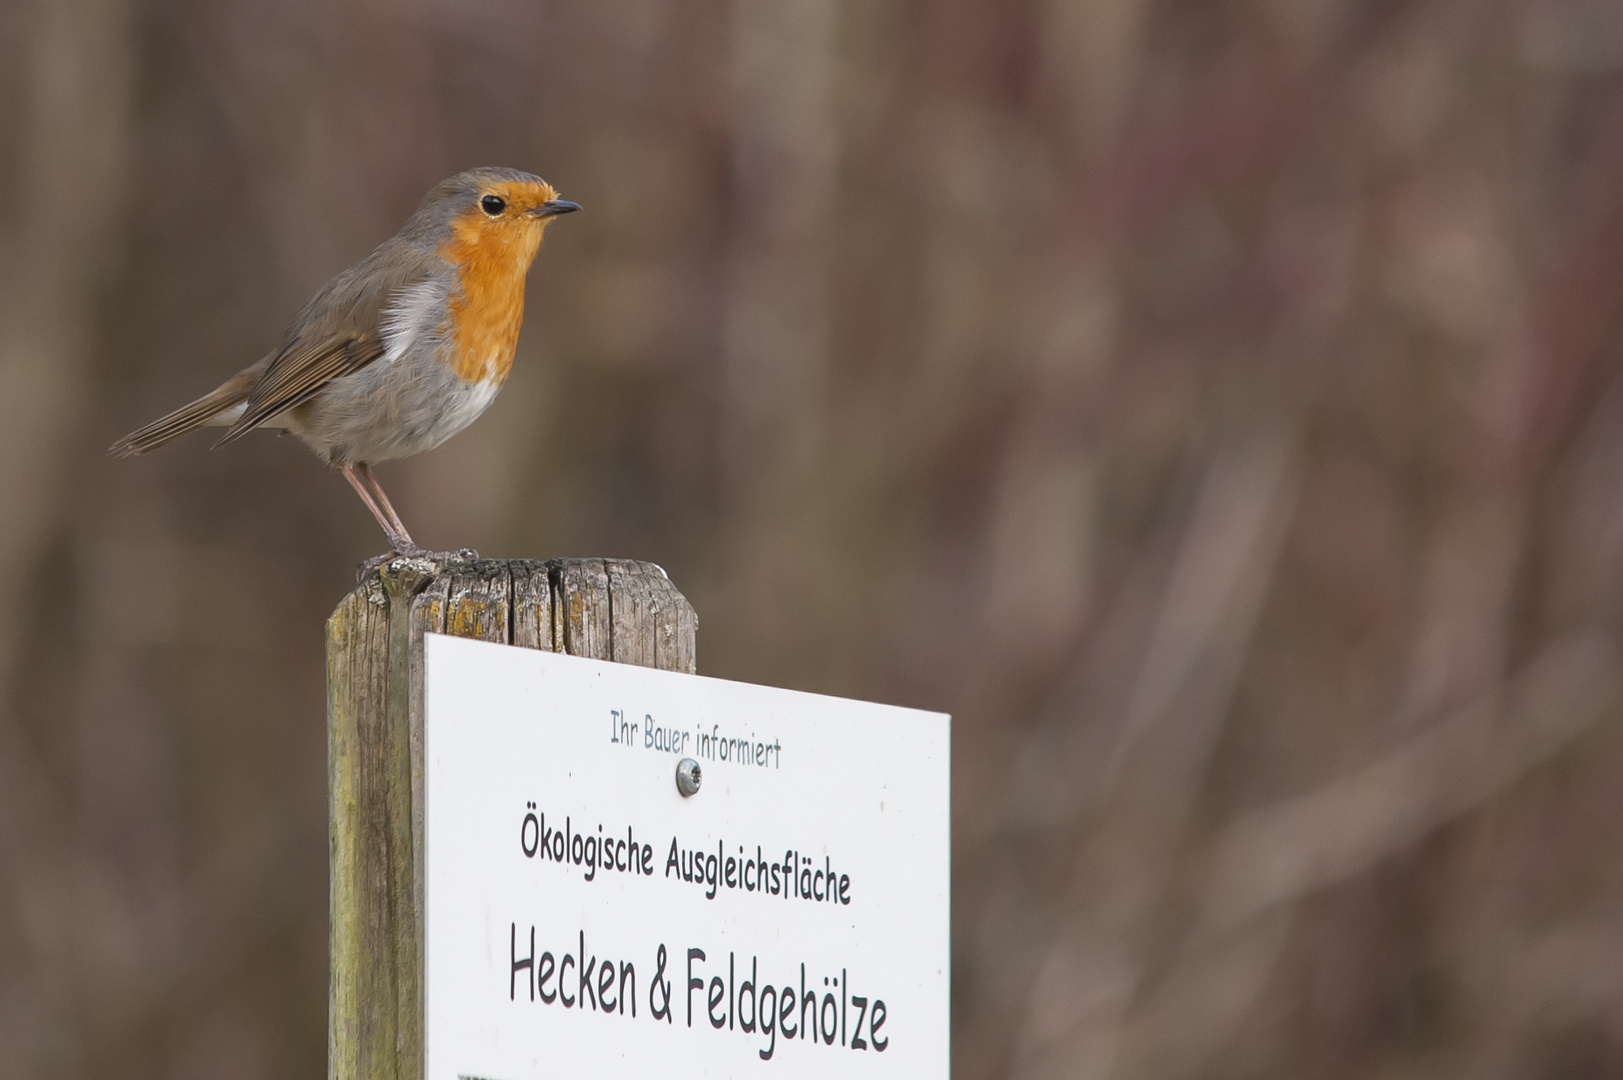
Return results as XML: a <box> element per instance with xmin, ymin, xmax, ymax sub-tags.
<box><xmin>409</xmin><ymin>546</ymin><xmax>478</xmax><ymax>563</ymax></box>
<box><xmin>356</xmin><ymin>546</ymin><xmax>481</xmax><ymax>583</ymax></box>
<box><xmin>356</xmin><ymin>552</ymin><xmax>397</xmax><ymax>582</ymax></box>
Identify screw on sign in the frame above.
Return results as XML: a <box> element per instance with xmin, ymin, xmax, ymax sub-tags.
<box><xmin>677</xmin><ymin>757</ymin><xmax>702</xmax><ymax>797</ymax></box>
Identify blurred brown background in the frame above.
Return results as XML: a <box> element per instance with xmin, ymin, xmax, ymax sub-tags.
<box><xmin>4</xmin><ymin>0</ymin><xmax>1623</xmax><ymax>1076</ymax></box>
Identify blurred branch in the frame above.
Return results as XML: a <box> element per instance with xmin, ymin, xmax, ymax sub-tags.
<box><xmin>0</xmin><ymin>0</ymin><xmax>133</xmax><ymax>690</ymax></box>
<box><xmin>1008</xmin><ymin>418</ymin><xmax>1306</xmax><ymax>1080</ymax></box>
<box><xmin>0</xmin><ymin>0</ymin><xmax>135</xmax><ymax>1071</ymax></box>
<box><xmin>1202</xmin><ymin>632</ymin><xmax>1621</xmax><ymax>931</ymax></box>
<box><xmin>1097</xmin><ymin>633</ymin><xmax>1621</xmax><ymax>1079</ymax></box>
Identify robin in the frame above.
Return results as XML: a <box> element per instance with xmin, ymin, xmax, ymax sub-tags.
<box><xmin>109</xmin><ymin>166</ymin><xmax>579</xmax><ymax>556</ymax></box>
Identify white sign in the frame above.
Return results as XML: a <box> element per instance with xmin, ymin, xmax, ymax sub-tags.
<box><xmin>423</xmin><ymin>633</ymin><xmax>951</xmax><ymax>1080</ymax></box>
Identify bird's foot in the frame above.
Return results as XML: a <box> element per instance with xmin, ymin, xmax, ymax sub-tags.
<box><xmin>356</xmin><ymin>547</ymin><xmax>480</xmax><ymax>583</ymax></box>
<box><xmin>409</xmin><ymin>546</ymin><xmax>479</xmax><ymax>562</ymax></box>
<box><xmin>357</xmin><ymin>551</ymin><xmax>399</xmax><ymax>581</ymax></box>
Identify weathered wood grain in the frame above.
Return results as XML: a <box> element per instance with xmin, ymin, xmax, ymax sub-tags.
<box><xmin>605</xmin><ymin>558</ymin><xmax>658</xmax><ymax>667</ymax></box>
<box><xmin>326</xmin><ymin>555</ymin><xmax>696</xmax><ymax>1080</ymax></box>
<box><xmin>326</xmin><ymin>579</ymin><xmax>386</xmax><ymax>1080</ymax></box>
<box><xmin>327</xmin><ymin>559</ymin><xmax>434</xmax><ymax>1080</ymax></box>
<box><xmin>444</xmin><ymin>560</ymin><xmax>510</xmax><ymax>644</ymax></box>
<box><xmin>552</xmin><ymin>557</ymin><xmax>612</xmax><ymax>659</ymax></box>
<box><xmin>605</xmin><ymin>559</ymin><xmax>698</xmax><ymax>673</ymax></box>
<box><xmin>651</xmin><ymin>564</ymin><xmax>698</xmax><ymax>675</ymax></box>
<box><xmin>509</xmin><ymin>559</ymin><xmax>555</xmax><ymax>652</ymax></box>
<box><xmin>404</xmin><ymin>567</ymin><xmax>449</xmax><ymax>1030</ymax></box>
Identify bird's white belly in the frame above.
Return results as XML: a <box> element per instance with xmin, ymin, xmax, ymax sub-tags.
<box><xmin>417</xmin><ymin>377</ymin><xmax>500</xmax><ymax>448</ymax></box>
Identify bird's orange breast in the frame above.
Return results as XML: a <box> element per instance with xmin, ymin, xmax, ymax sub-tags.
<box><xmin>439</xmin><ymin>212</ymin><xmax>545</xmax><ymax>385</ymax></box>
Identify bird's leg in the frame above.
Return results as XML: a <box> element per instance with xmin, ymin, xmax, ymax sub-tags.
<box><xmin>339</xmin><ymin>462</ymin><xmax>417</xmax><ymax>553</ymax></box>
<box><xmin>354</xmin><ymin>463</ymin><xmax>419</xmax><ymax>551</ymax></box>
<box><xmin>349</xmin><ymin>463</ymin><xmax>479</xmax><ymax>568</ymax></box>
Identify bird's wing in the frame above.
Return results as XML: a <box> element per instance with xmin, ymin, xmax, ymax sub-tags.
<box><xmin>215</xmin><ymin>240</ymin><xmax>443</xmax><ymax>445</ymax></box>
<box><xmin>214</xmin><ymin>335</ymin><xmax>384</xmax><ymax>444</ymax></box>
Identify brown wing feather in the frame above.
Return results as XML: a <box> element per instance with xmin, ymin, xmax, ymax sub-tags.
<box><xmin>111</xmin><ymin>230</ymin><xmax>442</xmax><ymax>454</ymax></box>
<box><xmin>108</xmin><ymin>365</ymin><xmax>263</xmax><ymax>457</ymax></box>
<box><xmin>215</xmin><ymin>235</ymin><xmax>444</xmax><ymax>444</ymax></box>
<box><xmin>214</xmin><ymin>333</ymin><xmax>384</xmax><ymax>445</ymax></box>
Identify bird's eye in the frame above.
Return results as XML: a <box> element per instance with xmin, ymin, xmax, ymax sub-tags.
<box><xmin>480</xmin><ymin>194</ymin><xmax>507</xmax><ymax>216</ymax></box>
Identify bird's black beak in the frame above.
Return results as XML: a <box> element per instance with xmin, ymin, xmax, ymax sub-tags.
<box><xmin>532</xmin><ymin>199</ymin><xmax>581</xmax><ymax>218</ymax></box>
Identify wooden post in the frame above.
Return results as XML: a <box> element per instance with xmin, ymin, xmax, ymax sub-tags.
<box><xmin>325</xmin><ymin>556</ymin><xmax>697</xmax><ymax>1080</ymax></box>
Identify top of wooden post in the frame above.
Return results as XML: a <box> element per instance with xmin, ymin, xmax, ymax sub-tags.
<box><xmin>336</xmin><ymin>555</ymin><xmax>697</xmax><ymax>672</ymax></box>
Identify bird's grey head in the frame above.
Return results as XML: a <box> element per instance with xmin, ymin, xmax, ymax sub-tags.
<box><xmin>403</xmin><ymin>167</ymin><xmax>578</xmax><ymax>241</ymax></box>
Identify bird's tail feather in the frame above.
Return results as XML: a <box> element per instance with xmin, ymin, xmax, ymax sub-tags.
<box><xmin>108</xmin><ymin>368</ymin><xmax>260</xmax><ymax>457</ymax></box>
